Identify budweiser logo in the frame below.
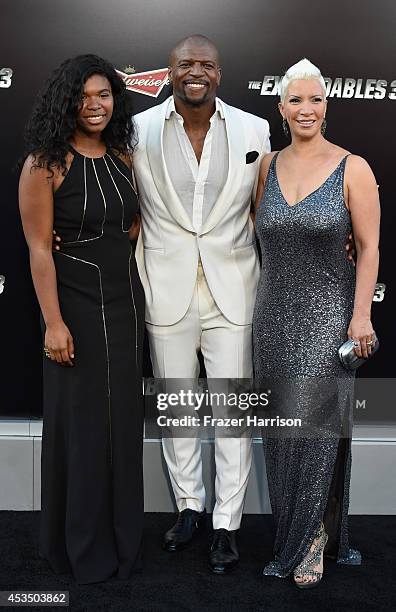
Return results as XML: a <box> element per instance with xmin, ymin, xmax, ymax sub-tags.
<box><xmin>116</xmin><ymin>67</ymin><xmax>170</xmax><ymax>98</ymax></box>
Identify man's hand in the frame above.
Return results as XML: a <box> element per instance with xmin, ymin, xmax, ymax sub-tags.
<box><xmin>345</xmin><ymin>232</ymin><xmax>356</xmax><ymax>266</ymax></box>
<box><xmin>52</xmin><ymin>229</ymin><xmax>61</xmax><ymax>251</ymax></box>
<box><xmin>128</xmin><ymin>214</ymin><xmax>141</xmax><ymax>242</ymax></box>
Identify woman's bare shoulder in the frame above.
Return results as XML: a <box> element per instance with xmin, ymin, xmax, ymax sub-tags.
<box><xmin>259</xmin><ymin>151</ymin><xmax>278</xmax><ymax>177</ymax></box>
<box><xmin>262</xmin><ymin>150</ymin><xmax>279</xmax><ymax>164</ymax></box>
<box><xmin>21</xmin><ymin>152</ymin><xmax>72</xmax><ymax>181</ymax></box>
<box><xmin>344</xmin><ymin>153</ymin><xmax>376</xmax><ymax>186</ymax></box>
<box><xmin>20</xmin><ymin>154</ymin><xmax>54</xmax><ymax>186</ymax></box>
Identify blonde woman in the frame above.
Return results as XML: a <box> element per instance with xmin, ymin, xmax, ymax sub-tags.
<box><xmin>253</xmin><ymin>59</ymin><xmax>380</xmax><ymax>588</ymax></box>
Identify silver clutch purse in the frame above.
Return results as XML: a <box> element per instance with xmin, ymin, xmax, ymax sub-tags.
<box><xmin>338</xmin><ymin>334</ymin><xmax>379</xmax><ymax>370</ymax></box>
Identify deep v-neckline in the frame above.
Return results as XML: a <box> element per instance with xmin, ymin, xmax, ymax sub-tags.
<box><xmin>274</xmin><ymin>153</ymin><xmax>348</xmax><ymax>208</ymax></box>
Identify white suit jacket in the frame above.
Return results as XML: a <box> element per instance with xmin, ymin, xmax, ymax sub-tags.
<box><xmin>133</xmin><ymin>96</ymin><xmax>270</xmax><ymax>326</ymax></box>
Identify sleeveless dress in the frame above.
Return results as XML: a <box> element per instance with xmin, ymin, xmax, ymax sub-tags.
<box><xmin>253</xmin><ymin>153</ymin><xmax>361</xmax><ymax>577</ymax></box>
<box><xmin>39</xmin><ymin>147</ymin><xmax>145</xmax><ymax>584</ymax></box>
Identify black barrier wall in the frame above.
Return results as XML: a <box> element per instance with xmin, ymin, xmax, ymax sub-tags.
<box><xmin>0</xmin><ymin>0</ymin><xmax>394</xmax><ymax>417</ymax></box>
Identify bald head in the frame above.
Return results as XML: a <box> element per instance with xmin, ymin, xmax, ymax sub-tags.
<box><xmin>169</xmin><ymin>34</ymin><xmax>220</xmax><ymax>67</ymax></box>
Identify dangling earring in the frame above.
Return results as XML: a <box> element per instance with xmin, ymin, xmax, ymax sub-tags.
<box><xmin>321</xmin><ymin>118</ymin><xmax>327</xmax><ymax>135</ymax></box>
<box><xmin>282</xmin><ymin>118</ymin><xmax>289</xmax><ymax>137</ymax></box>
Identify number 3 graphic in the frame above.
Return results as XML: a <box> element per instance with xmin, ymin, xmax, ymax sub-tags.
<box><xmin>373</xmin><ymin>283</ymin><xmax>386</xmax><ymax>302</ymax></box>
<box><xmin>0</xmin><ymin>68</ymin><xmax>13</xmax><ymax>88</ymax></box>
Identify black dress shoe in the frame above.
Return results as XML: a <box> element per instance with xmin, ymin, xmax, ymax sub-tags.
<box><xmin>209</xmin><ymin>528</ymin><xmax>239</xmax><ymax>574</ymax></box>
<box><xmin>163</xmin><ymin>508</ymin><xmax>206</xmax><ymax>551</ymax></box>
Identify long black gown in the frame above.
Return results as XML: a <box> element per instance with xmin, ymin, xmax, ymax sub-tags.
<box><xmin>253</xmin><ymin>153</ymin><xmax>361</xmax><ymax>577</ymax></box>
<box><xmin>39</xmin><ymin>147</ymin><xmax>145</xmax><ymax>584</ymax></box>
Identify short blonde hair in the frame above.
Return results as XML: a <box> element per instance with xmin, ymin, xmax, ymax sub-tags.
<box><xmin>280</xmin><ymin>58</ymin><xmax>326</xmax><ymax>102</ymax></box>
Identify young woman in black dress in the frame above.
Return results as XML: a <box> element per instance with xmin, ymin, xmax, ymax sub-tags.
<box><xmin>19</xmin><ymin>55</ymin><xmax>144</xmax><ymax>584</ymax></box>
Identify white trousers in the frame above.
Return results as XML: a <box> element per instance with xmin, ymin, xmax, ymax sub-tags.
<box><xmin>146</xmin><ymin>261</ymin><xmax>253</xmax><ymax>530</ymax></box>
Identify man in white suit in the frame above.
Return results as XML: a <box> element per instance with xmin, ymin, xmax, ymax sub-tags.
<box><xmin>133</xmin><ymin>34</ymin><xmax>270</xmax><ymax>573</ymax></box>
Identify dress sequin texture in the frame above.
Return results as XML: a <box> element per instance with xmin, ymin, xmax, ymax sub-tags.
<box><xmin>253</xmin><ymin>153</ymin><xmax>361</xmax><ymax>577</ymax></box>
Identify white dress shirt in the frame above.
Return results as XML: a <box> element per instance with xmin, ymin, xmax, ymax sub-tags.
<box><xmin>163</xmin><ymin>96</ymin><xmax>229</xmax><ymax>233</ymax></box>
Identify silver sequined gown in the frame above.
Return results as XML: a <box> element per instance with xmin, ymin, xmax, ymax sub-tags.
<box><xmin>253</xmin><ymin>153</ymin><xmax>361</xmax><ymax>577</ymax></box>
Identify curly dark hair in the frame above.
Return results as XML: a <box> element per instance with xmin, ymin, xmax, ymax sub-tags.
<box><xmin>22</xmin><ymin>54</ymin><xmax>136</xmax><ymax>176</ymax></box>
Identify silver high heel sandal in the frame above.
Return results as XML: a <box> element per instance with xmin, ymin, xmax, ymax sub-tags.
<box><xmin>293</xmin><ymin>523</ymin><xmax>328</xmax><ymax>589</ymax></box>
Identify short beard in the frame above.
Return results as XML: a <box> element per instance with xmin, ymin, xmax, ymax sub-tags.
<box><xmin>173</xmin><ymin>87</ymin><xmax>212</xmax><ymax>107</ymax></box>
<box><xmin>183</xmin><ymin>96</ymin><xmax>208</xmax><ymax>107</ymax></box>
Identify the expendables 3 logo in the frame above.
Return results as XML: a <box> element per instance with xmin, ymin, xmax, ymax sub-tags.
<box><xmin>248</xmin><ymin>76</ymin><xmax>396</xmax><ymax>99</ymax></box>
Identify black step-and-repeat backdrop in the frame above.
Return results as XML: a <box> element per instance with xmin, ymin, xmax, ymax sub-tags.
<box><xmin>1</xmin><ymin>0</ymin><xmax>394</xmax><ymax>417</ymax></box>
